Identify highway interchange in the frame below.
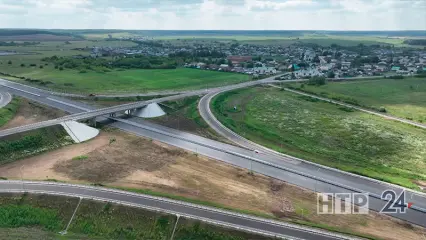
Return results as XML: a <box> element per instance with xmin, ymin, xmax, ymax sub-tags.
<box><xmin>1</xmin><ymin>76</ymin><xmax>426</xmax><ymax>239</ymax></box>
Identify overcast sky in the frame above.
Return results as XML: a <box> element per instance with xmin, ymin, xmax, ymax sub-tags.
<box><xmin>0</xmin><ymin>0</ymin><xmax>425</xmax><ymax>30</ymax></box>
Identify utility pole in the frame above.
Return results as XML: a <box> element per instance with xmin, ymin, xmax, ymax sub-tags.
<box><xmin>20</xmin><ymin>165</ymin><xmax>25</xmax><ymax>191</ymax></box>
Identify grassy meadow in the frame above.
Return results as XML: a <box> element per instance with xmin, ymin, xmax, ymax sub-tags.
<box><xmin>212</xmin><ymin>87</ymin><xmax>426</xmax><ymax>189</ymax></box>
<box><xmin>289</xmin><ymin>77</ymin><xmax>426</xmax><ymax>123</ymax></box>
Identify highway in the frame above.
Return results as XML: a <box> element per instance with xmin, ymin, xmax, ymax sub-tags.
<box><xmin>0</xmin><ymin>90</ymin><xmax>12</xmax><ymax>108</ymax></box>
<box><xmin>1</xmin><ymin>77</ymin><xmax>426</xmax><ymax>228</ymax></box>
<box><xmin>0</xmin><ymin>181</ymin><xmax>359</xmax><ymax>240</ymax></box>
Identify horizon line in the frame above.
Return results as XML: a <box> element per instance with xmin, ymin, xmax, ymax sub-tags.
<box><xmin>1</xmin><ymin>28</ymin><xmax>426</xmax><ymax>32</ymax></box>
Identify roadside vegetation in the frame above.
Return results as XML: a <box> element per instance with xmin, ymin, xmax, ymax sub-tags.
<box><xmin>212</xmin><ymin>87</ymin><xmax>426</xmax><ymax>189</ymax></box>
<box><xmin>0</xmin><ymin>193</ymin><xmax>275</xmax><ymax>240</ymax></box>
<box><xmin>287</xmin><ymin>76</ymin><xmax>426</xmax><ymax>123</ymax></box>
<box><xmin>0</xmin><ymin>97</ymin><xmax>20</xmax><ymax>127</ymax></box>
<box><xmin>0</xmin><ymin>127</ymin><xmax>73</xmax><ymax>165</ymax></box>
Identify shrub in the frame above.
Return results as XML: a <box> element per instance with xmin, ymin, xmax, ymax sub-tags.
<box><xmin>388</xmin><ymin>75</ymin><xmax>404</xmax><ymax>79</ymax></box>
<box><xmin>20</xmin><ymin>63</ymin><xmax>25</xmax><ymax>67</ymax></box>
<box><xmin>59</xmin><ymin>66</ymin><xmax>64</xmax><ymax>71</ymax></box>
<box><xmin>39</xmin><ymin>65</ymin><xmax>43</xmax><ymax>69</ymax></box>
<box><xmin>307</xmin><ymin>76</ymin><xmax>326</xmax><ymax>86</ymax></box>
<box><xmin>378</xmin><ymin>107</ymin><xmax>387</xmax><ymax>113</ymax></box>
<box><xmin>7</xmin><ymin>60</ymin><xmax>12</xmax><ymax>65</ymax></box>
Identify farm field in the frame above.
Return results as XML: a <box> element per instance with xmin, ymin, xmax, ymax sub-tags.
<box><xmin>212</xmin><ymin>87</ymin><xmax>426</xmax><ymax>190</ymax></box>
<box><xmin>0</xmin><ymin>193</ymin><xmax>274</xmax><ymax>240</ymax></box>
<box><xmin>288</xmin><ymin>77</ymin><xmax>426</xmax><ymax>123</ymax></box>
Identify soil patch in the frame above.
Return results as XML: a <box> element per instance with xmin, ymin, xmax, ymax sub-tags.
<box><xmin>54</xmin><ymin>132</ymin><xmax>184</xmax><ymax>182</ymax></box>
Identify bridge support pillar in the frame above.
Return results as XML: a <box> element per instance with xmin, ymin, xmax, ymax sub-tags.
<box><xmin>89</xmin><ymin>117</ymin><xmax>97</xmax><ymax>127</ymax></box>
<box><xmin>109</xmin><ymin>112</ymin><xmax>116</xmax><ymax>117</ymax></box>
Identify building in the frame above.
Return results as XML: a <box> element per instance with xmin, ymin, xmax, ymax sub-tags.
<box><xmin>288</xmin><ymin>64</ymin><xmax>301</xmax><ymax>71</ymax></box>
<box><xmin>253</xmin><ymin>67</ymin><xmax>276</xmax><ymax>75</ymax></box>
<box><xmin>391</xmin><ymin>66</ymin><xmax>400</xmax><ymax>71</ymax></box>
<box><xmin>227</xmin><ymin>56</ymin><xmax>252</xmax><ymax>65</ymax></box>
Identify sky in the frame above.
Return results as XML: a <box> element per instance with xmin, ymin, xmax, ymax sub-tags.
<box><xmin>0</xmin><ymin>0</ymin><xmax>425</xmax><ymax>30</ymax></box>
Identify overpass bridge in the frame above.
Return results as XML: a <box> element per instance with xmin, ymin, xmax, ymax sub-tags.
<box><xmin>0</xmin><ymin>90</ymin><xmax>207</xmax><ymax>138</ymax></box>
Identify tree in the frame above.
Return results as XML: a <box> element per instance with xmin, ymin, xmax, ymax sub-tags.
<box><xmin>7</xmin><ymin>60</ymin><xmax>12</xmax><ymax>65</ymax></box>
<box><xmin>246</xmin><ymin>62</ymin><xmax>254</xmax><ymax>68</ymax></box>
<box><xmin>313</xmin><ymin>55</ymin><xmax>320</xmax><ymax>63</ymax></box>
<box><xmin>307</xmin><ymin>76</ymin><xmax>326</xmax><ymax>86</ymax></box>
<box><xmin>327</xmin><ymin>71</ymin><xmax>335</xmax><ymax>78</ymax></box>
<box><xmin>252</xmin><ymin>56</ymin><xmax>261</xmax><ymax>61</ymax></box>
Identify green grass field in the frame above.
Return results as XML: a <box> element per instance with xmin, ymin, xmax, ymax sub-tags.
<box><xmin>0</xmin><ymin>67</ymin><xmax>249</xmax><ymax>94</ymax></box>
<box><xmin>212</xmin><ymin>87</ymin><xmax>426</xmax><ymax>189</ymax></box>
<box><xmin>288</xmin><ymin>77</ymin><xmax>426</xmax><ymax>123</ymax></box>
<box><xmin>0</xmin><ymin>193</ymin><xmax>276</xmax><ymax>240</ymax></box>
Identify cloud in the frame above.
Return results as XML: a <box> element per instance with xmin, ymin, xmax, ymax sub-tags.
<box><xmin>0</xmin><ymin>0</ymin><xmax>424</xmax><ymax>30</ymax></box>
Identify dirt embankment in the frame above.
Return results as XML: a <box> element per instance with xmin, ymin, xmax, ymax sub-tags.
<box><xmin>0</xmin><ymin>128</ymin><xmax>424</xmax><ymax>240</ymax></box>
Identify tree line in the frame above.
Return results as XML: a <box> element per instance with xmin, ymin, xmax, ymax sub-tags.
<box><xmin>41</xmin><ymin>55</ymin><xmax>178</xmax><ymax>71</ymax></box>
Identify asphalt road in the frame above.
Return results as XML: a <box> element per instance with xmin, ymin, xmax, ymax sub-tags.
<box><xmin>0</xmin><ymin>90</ymin><xmax>12</xmax><ymax>108</ymax></box>
<box><xmin>1</xmin><ymin>77</ymin><xmax>426</xmax><ymax>228</ymax></box>
<box><xmin>0</xmin><ymin>181</ymin><xmax>356</xmax><ymax>240</ymax></box>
